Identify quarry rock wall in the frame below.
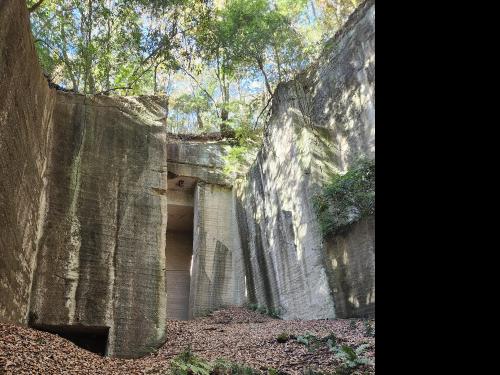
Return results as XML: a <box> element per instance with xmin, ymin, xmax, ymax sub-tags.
<box><xmin>167</xmin><ymin>141</ymin><xmax>231</xmax><ymax>186</ymax></box>
<box><xmin>0</xmin><ymin>0</ymin><xmax>375</xmax><ymax>360</ymax></box>
<box><xmin>166</xmin><ymin>140</ymin><xmax>245</xmax><ymax>318</ymax></box>
<box><xmin>235</xmin><ymin>0</ymin><xmax>375</xmax><ymax>319</ymax></box>
<box><xmin>189</xmin><ymin>182</ymin><xmax>245</xmax><ymax>318</ymax></box>
<box><xmin>0</xmin><ymin>0</ymin><xmax>56</xmax><ymax>324</ymax></box>
<box><xmin>325</xmin><ymin>215</ymin><xmax>375</xmax><ymax>318</ymax></box>
<box><xmin>1</xmin><ymin>5</ymin><xmax>171</xmax><ymax>354</ymax></box>
<box><xmin>28</xmin><ymin>93</ymin><xmax>169</xmax><ymax>358</ymax></box>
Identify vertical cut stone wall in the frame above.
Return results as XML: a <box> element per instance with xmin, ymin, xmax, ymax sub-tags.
<box><xmin>325</xmin><ymin>216</ymin><xmax>375</xmax><ymax>318</ymax></box>
<box><xmin>0</xmin><ymin>0</ymin><xmax>56</xmax><ymax>324</ymax></box>
<box><xmin>28</xmin><ymin>93</ymin><xmax>169</xmax><ymax>358</ymax></box>
<box><xmin>1</xmin><ymin>1</ymin><xmax>375</xmax><ymax>359</ymax></box>
<box><xmin>235</xmin><ymin>0</ymin><xmax>375</xmax><ymax>319</ymax></box>
<box><xmin>189</xmin><ymin>183</ymin><xmax>245</xmax><ymax>317</ymax></box>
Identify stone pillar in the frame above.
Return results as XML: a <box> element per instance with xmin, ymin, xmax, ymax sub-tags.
<box><xmin>189</xmin><ymin>182</ymin><xmax>245</xmax><ymax>317</ymax></box>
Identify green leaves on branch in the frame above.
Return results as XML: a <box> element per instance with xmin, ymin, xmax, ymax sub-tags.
<box><xmin>222</xmin><ymin>121</ymin><xmax>263</xmax><ymax>179</ymax></box>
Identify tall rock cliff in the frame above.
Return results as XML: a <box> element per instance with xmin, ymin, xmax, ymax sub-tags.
<box><xmin>28</xmin><ymin>94</ymin><xmax>169</xmax><ymax>358</ymax></box>
<box><xmin>0</xmin><ymin>0</ymin><xmax>169</xmax><ymax>357</ymax></box>
<box><xmin>0</xmin><ymin>0</ymin><xmax>56</xmax><ymax>324</ymax></box>
<box><xmin>235</xmin><ymin>0</ymin><xmax>375</xmax><ymax>319</ymax></box>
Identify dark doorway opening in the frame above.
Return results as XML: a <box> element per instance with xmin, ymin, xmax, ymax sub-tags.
<box><xmin>30</xmin><ymin>324</ymin><xmax>109</xmax><ymax>356</ymax></box>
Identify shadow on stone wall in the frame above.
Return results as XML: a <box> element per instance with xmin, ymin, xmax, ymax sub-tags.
<box><xmin>325</xmin><ymin>216</ymin><xmax>375</xmax><ymax>318</ymax></box>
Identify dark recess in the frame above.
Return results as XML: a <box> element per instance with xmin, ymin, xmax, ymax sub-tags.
<box><xmin>30</xmin><ymin>324</ymin><xmax>109</xmax><ymax>356</ymax></box>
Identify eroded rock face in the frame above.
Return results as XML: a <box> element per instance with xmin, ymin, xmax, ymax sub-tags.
<box><xmin>0</xmin><ymin>0</ymin><xmax>56</xmax><ymax>324</ymax></box>
<box><xmin>235</xmin><ymin>0</ymin><xmax>375</xmax><ymax>319</ymax></box>
<box><xmin>1</xmin><ymin>7</ymin><xmax>171</xmax><ymax>353</ymax></box>
<box><xmin>325</xmin><ymin>216</ymin><xmax>375</xmax><ymax>318</ymax></box>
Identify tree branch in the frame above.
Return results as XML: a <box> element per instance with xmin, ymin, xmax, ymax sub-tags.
<box><xmin>254</xmin><ymin>94</ymin><xmax>274</xmax><ymax>129</ymax></box>
<box><xmin>178</xmin><ymin>65</ymin><xmax>219</xmax><ymax>110</ymax></box>
<box><xmin>28</xmin><ymin>0</ymin><xmax>45</xmax><ymax>13</ymax></box>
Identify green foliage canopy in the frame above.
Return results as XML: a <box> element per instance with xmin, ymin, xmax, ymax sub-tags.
<box><xmin>27</xmin><ymin>0</ymin><xmax>364</xmax><ymax>174</ymax></box>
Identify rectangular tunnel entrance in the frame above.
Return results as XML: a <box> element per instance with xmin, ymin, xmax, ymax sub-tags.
<box><xmin>30</xmin><ymin>324</ymin><xmax>109</xmax><ymax>356</ymax></box>
<box><xmin>165</xmin><ymin>174</ymin><xmax>196</xmax><ymax>320</ymax></box>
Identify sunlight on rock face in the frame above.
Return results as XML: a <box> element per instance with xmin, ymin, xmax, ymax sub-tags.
<box><xmin>343</xmin><ymin>250</ymin><xmax>349</xmax><ymax>265</ymax></box>
<box><xmin>233</xmin><ymin>0</ymin><xmax>374</xmax><ymax>321</ymax></box>
<box><xmin>349</xmin><ymin>295</ymin><xmax>360</xmax><ymax>308</ymax></box>
<box><xmin>0</xmin><ymin>0</ymin><xmax>374</xmax><ymax>360</ymax></box>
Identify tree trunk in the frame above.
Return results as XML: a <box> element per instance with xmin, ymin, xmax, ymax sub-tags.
<box><xmin>196</xmin><ymin>109</ymin><xmax>203</xmax><ymax>129</ymax></box>
<box><xmin>60</xmin><ymin>9</ymin><xmax>78</xmax><ymax>92</ymax></box>
<box><xmin>220</xmin><ymin>67</ymin><xmax>231</xmax><ymax>133</ymax></box>
<box><xmin>257</xmin><ymin>57</ymin><xmax>273</xmax><ymax>96</ymax></box>
<box><xmin>164</xmin><ymin>96</ymin><xmax>169</xmax><ymax>128</ymax></box>
<box><xmin>310</xmin><ymin>0</ymin><xmax>317</xmax><ymax>20</ymax></box>
<box><xmin>273</xmin><ymin>44</ymin><xmax>282</xmax><ymax>82</ymax></box>
<box><xmin>105</xmin><ymin>6</ymin><xmax>112</xmax><ymax>92</ymax></box>
<box><xmin>154</xmin><ymin>64</ymin><xmax>158</xmax><ymax>94</ymax></box>
<box><xmin>83</xmin><ymin>0</ymin><xmax>93</xmax><ymax>94</ymax></box>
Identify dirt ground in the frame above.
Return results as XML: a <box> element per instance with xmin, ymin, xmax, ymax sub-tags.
<box><xmin>0</xmin><ymin>307</ymin><xmax>374</xmax><ymax>374</ymax></box>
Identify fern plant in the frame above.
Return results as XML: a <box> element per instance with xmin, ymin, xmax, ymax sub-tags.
<box><xmin>170</xmin><ymin>347</ymin><xmax>212</xmax><ymax>375</ymax></box>
<box><xmin>170</xmin><ymin>349</ymin><xmax>261</xmax><ymax>375</ymax></box>
<box><xmin>330</xmin><ymin>344</ymin><xmax>373</xmax><ymax>369</ymax></box>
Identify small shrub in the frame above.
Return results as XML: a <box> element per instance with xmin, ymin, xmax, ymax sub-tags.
<box><xmin>246</xmin><ymin>303</ymin><xmax>282</xmax><ymax>319</ymax></box>
<box><xmin>247</xmin><ymin>303</ymin><xmax>259</xmax><ymax>311</ymax></box>
<box><xmin>324</xmin><ymin>333</ymin><xmax>337</xmax><ymax>351</ymax></box>
<box><xmin>296</xmin><ymin>332</ymin><xmax>337</xmax><ymax>352</ymax></box>
<box><xmin>303</xmin><ymin>369</ymin><xmax>332</xmax><ymax>375</ymax></box>
<box><xmin>212</xmin><ymin>358</ymin><xmax>258</xmax><ymax>375</ymax></box>
<box><xmin>266</xmin><ymin>307</ymin><xmax>282</xmax><ymax>319</ymax></box>
<box><xmin>276</xmin><ymin>332</ymin><xmax>290</xmax><ymax>343</ymax></box>
<box><xmin>257</xmin><ymin>306</ymin><xmax>268</xmax><ymax>315</ymax></box>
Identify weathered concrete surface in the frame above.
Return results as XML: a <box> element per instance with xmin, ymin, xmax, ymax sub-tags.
<box><xmin>28</xmin><ymin>93</ymin><xmax>168</xmax><ymax>358</ymax></box>
<box><xmin>189</xmin><ymin>183</ymin><xmax>245</xmax><ymax>318</ymax></box>
<box><xmin>0</xmin><ymin>0</ymin><xmax>56</xmax><ymax>324</ymax></box>
<box><xmin>235</xmin><ymin>0</ymin><xmax>375</xmax><ymax>319</ymax></box>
